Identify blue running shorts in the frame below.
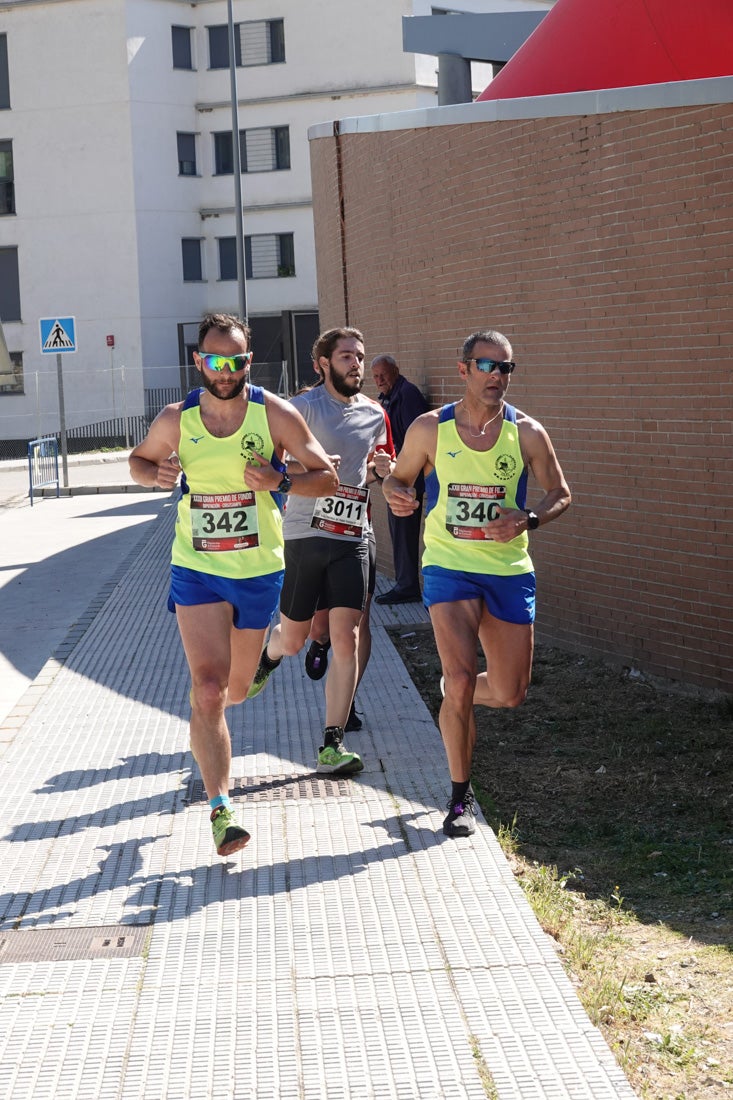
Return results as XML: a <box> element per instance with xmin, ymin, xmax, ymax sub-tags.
<box><xmin>168</xmin><ymin>565</ymin><xmax>284</xmax><ymax>630</ymax></box>
<box><xmin>422</xmin><ymin>565</ymin><xmax>536</xmax><ymax>625</ymax></box>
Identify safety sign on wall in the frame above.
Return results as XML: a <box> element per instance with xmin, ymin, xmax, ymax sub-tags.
<box><xmin>40</xmin><ymin>317</ymin><xmax>77</xmax><ymax>354</ymax></box>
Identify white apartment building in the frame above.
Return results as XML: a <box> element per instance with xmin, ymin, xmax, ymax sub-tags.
<box><xmin>0</xmin><ymin>0</ymin><xmax>550</xmax><ymax>447</ymax></box>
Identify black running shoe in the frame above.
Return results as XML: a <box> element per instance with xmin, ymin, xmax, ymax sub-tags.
<box><xmin>247</xmin><ymin>647</ymin><xmax>281</xmax><ymax>699</ymax></box>
<box><xmin>442</xmin><ymin>791</ymin><xmax>477</xmax><ymax>837</ymax></box>
<box><xmin>305</xmin><ymin>639</ymin><xmax>330</xmax><ymax>681</ymax></box>
<box><xmin>345</xmin><ymin>702</ymin><xmax>363</xmax><ymax>732</ymax></box>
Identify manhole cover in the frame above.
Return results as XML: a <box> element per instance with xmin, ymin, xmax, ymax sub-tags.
<box><xmin>0</xmin><ymin>924</ymin><xmax>151</xmax><ymax>965</ymax></box>
<box><xmin>186</xmin><ymin>773</ymin><xmax>360</xmax><ymax>803</ymax></box>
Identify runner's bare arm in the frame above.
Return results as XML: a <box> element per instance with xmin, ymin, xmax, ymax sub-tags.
<box><xmin>490</xmin><ymin>416</ymin><xmax>571</xmax><ymax>542</ymax></box>
<box><xmin>129</xmin><ymin>405</ymin><xmax>183</xmax><ymax>490</ymax></box>
<box><xmin>243</xmin><ymin>395</ymin><xmax>338</xmax><ymax>497</ymax></box>
<box><xmin>287</xmin><ymin>454</ymin><xmax>341</xmax><ymax>475</ymax></box>
<box><xmin>381</xmin><ymin>412</ymin><xmax>437</xmax><ymax>516</ymax></box>
<box><xmin>367</xmin><ymin>447</ymin><xmax>394</xmax><ymax>485</ymax></box>
<box><xmin>367</xmin><ymin>403</ymin><xmax>396</xmax><ymax>483</ymax></box>
<box><xmin>519</xmin><ymin>416</ymin><xmax>571</xmax><ymax>522</ymax></box>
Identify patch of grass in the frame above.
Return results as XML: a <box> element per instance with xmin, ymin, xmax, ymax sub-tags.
<box><xmin>519</xmin><ymin>862</ymin><xmax>578</xmax><ymax>939</ymax></box>
<box><xmin>469</xmin><ymin>1034</ymin><xmax>498</xmax><ymax>1098</ymax></box>
<box><xmin>389</xmin><ymin>625</ymin><xmax>733</xmax><ymax>1100</ymax></box>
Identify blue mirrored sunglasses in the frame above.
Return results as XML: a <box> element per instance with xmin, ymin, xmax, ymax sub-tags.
<box><xmin>464</xmin><ymin>358</ymin><xmax>515</xmax><ymax>375</ymax></box>
<box><xmin>199</xmin><ymin>352</ymin><xmax>253</xmax><ymax>373</ymax></box>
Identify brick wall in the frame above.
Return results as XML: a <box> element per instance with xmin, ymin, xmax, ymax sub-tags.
<box><xmin>310</xmin><ymin>102</ymin><xmax>733</xmax><ymax>693</ymax></box>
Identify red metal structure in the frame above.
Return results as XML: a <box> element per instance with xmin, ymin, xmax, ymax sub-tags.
<box><xmin>477</xmin><ymin>0</ymin><xmax>733</xmax><ymax>100</ymax></box>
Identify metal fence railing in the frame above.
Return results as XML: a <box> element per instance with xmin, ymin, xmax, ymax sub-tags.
<box><xmin>27</xmin><ymin>436</ymin><xmax>60</xmax><ymax>506</ymax></box>
<box><xmin>1</xmin><ymin>403</ymin><xmax>165</xmax><ymax>463</ymax></box>
<box><xmin>64</xmin><ymin>414</ymin><xmax>149</xmax><ymax>453</ymax></box>
<box><xmin>145</xmin><ymin>387</ymin><xmax>186</xmax><ymax>421</ymax></box>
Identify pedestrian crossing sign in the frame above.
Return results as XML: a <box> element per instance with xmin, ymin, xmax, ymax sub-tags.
<box><xmin>40</xmin><ymin>316</ymin><xmax>77</xmax><ymax>354</ymax></box>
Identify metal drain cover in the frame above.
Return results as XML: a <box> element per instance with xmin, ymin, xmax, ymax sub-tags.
<box><xmin>0</xmin><ymin>923</ymin><xmax>151</xmax><ymax>965</ymax></box>
<box><xmin>186</xmin><ymin>773</ymin><xmax>359</xmax><ymax>803</ymax></box>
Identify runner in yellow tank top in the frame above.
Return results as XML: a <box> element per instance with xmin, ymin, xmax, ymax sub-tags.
<box><xmin>129</xmin><ymin>313</ymin><xmax>337</xmax><ymax>858</ymax></box>
<box><xmin>382</xmin><ymin>330</ymin><xmax>571</xmax><ymax>839</ymax></box>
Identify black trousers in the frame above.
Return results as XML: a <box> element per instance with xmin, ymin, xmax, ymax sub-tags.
<box><xmin>387</xmin><ymin>494</ymin><xmax>423</xmax><ymax>595</ymax></box>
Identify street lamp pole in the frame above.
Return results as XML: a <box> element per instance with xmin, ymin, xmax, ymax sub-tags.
<box><xmin>227</xmin><ymin>0</ymin><xmax>248</xmax><ymax>322</ymax></box>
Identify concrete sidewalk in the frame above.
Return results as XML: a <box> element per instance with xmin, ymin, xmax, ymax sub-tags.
<box><xmin>0</xmin><ymin>454</ymin><xmax>170</xmax><ymax>726</ymax></box>
<box><xmin>0</xmin><ymin>480</ymin><xmax>637</xmax><ymax>1099</ymax></box>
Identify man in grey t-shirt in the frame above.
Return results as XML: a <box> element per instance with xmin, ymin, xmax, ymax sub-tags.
<box><xmin>248</xmin><ymin>327</ymin><xmax>393</xmax><ymax>776</ymax></box>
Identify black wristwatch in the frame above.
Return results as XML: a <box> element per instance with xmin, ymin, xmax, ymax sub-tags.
<box><xmin>276</xmin><ymin>474</ymin><xmax>292</xmax><ymax>494</ymax></box>
<box><xmin>524</xmin><ymin>509</ymin><xmax>540</xmax><ymax>531</ymax></box>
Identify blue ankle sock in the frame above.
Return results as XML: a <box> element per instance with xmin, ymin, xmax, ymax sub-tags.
<box><xmin>209</xmin><ymin>794</ymin><xmax>231</xmax><ymax>814</ymax></box>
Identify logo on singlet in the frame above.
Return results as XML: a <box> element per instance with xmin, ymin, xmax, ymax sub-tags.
<box><xmin>189</xmin><ymin>436</ymin><xmax>204</xmax><ymax>444</ymax></box>
<box><xmin>241</xmin><ymin>432</ymin><xmax>265</xmax><ymax>461</ymax></box>
<box><xmin>494</xmin><ymin>454</ymin><xmax>517</xmax><ymax>481</ymax></box>
<box><xmin>446</xmin><ymin>449</ymin><xmax>462</xmax><ymax>458</ymax></box>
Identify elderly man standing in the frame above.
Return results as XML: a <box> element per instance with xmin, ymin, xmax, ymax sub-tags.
<box><xmin>372</xmin><ymin>354</ymin><xmax>429</xmax><ymax>604</ymax></box>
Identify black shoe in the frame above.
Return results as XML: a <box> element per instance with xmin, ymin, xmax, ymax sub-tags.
<box><xmin>305</xmin><ymin>639</ymin><xmax>330</xmax><ymax>680</ymax></box>
<box><xmin>247</xmin><ymin>647</ymin><xmax>281</xmax><ymax>699</ymax></box>
<box><xmin>345</xmin><ymin>702</ymin><xmax>362</xmax><ymax>732</ymax></box>
<box><xmin>375</xmin><ymin>587</ymin><xmax>422</xmax><ymax>605</ymax></box>
<box><xmin>442</xmin><ymin>791</ymin><xmax>477</xmax><ymax>837</ymax></box>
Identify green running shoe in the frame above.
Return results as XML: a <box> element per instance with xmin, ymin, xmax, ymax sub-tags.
<box><xmin>247</xmin><ymin>646</ymin><xmax>281</xmax><ymax>699</ymax></box>
<box><xmin>211</xmin><ymin>806</ymin><xmax>250</xmax><ymax>857</ymax></box>
<box><xmin>316</xmin><ymin>727</ymin><xmax>364</xmax><ymax>776</ymax></box>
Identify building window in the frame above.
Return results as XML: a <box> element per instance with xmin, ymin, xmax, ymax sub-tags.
<box><xmin>0</xmin><ymin>350</ymin><xmax>22</xmax><ymax>395</ymax></box>
<box><xmin>246</xmin><ymin>126</ymin><xmax>290</xmax><ymax>172</ymax></box>
<box><xmin>0</xmin><ymin>246</ymin><xmax>20</xmax><ymax>320</ymax></box>
<box><xmin>208</xmin><ymin>19</ymin><xmax>285</xmax><ymax>69</ymax></box>
<box><xmin>177</xmin><ymin>132</ymin><xmax>197</xmax><ymax>176</ymax></box>
<box><xmin>218</xmin><ymin>237</ymin><xmax>237</xmax><ymax>281</ymax></box>
<box><xmin>213</xmin><ymin>126</ymin><xmax>290</xmax><ymax>175</ymax></box>
<box><xmin>213</xmin><ymin>133</ymin><xmax>234</xmax><ymax>176</ymax></box>
<box><xmin>245</xmin><ymin>233</ymin><xmax>294</xmax><ymax>279</ymax></box>
<box><xmin>207</xmin><ymin>25</ymin><xmax>229</xmax><ymax>69</ymax></box>
<box><xmin>181</xmin><ymin>238</ymin><xmax>203</xmax><ymax>282</ymax></box>
<box><xmin>172</xmin><ymin>25</ymin><xmax>193</xmax><ymax>70</ymax></box>
<box><xmin>0</xmin><ymin>140</ymin><xmax>14</xmax><ymax>214</ymax></box>
<box><xmin>0</xmin><ymin>34</ymin><xmax>9</xmax><ymax>110</ymax></box>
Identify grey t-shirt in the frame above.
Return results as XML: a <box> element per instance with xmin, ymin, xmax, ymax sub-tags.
<box><xmin>285</xmin><ymin>386</ymin><xmax>388</xmax><ymax>542</ymax></box>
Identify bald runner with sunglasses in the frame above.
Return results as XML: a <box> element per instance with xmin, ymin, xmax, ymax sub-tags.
<box><xmin>382</xmin><ymin>330</ymin><xmax>571</xmax><ymax>839</ymax></box>
<box><xmin>129</xmin><ymin>313</ymin><xmax>337</xmax><ymax>858</ymax></box>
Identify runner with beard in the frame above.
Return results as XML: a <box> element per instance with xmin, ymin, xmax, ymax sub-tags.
<box><xmin>129</xmin><ymin>313</ymin><xmax>337</xmax><ymax>856</ymax></box>
<box><xmin>247</xmin><ymin>327</ymin><xmax>392</xmax><ymax>776</ymax></box>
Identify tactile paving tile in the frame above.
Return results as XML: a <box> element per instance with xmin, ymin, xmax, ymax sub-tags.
<box><xmin>0</xmin><ymin>503</ymin><xmax>638</xmax><ymax>1099</ymax></box>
